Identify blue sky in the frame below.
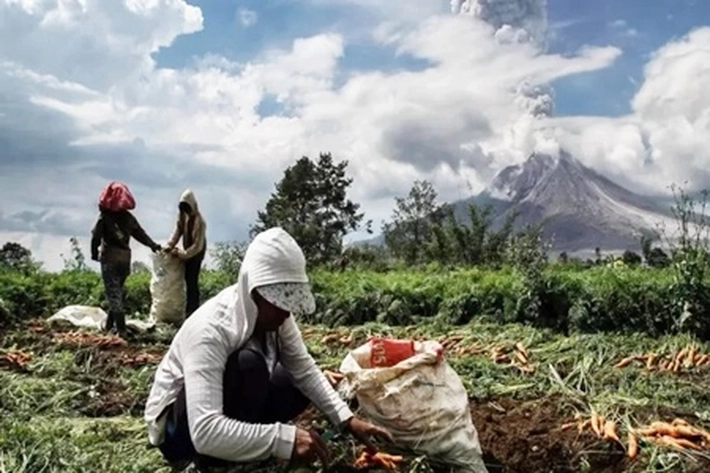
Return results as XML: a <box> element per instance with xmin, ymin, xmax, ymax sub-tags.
<box><xmin>154</xmin><ymin>0</ymin><xmax>710</xmax><ymax>118</ymax></box>
<box><xmin>0</xmin><ymin>0</ymin><xmax>709</xmax><ymax>270</ymax></box>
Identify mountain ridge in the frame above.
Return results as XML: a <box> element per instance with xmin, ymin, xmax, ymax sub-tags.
<box><xmin>353</xmin><ymin>150</ymin><xmax>677</xmax><ymax>253</ymax></box>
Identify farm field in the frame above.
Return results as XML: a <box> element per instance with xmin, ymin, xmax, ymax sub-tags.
<box><xmin>2</xmin><ymin>313</ymin><xmax>710</xmax><ymax>473</ymax></box>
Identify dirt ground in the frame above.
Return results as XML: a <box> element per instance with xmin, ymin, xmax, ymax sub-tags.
<box><xmin>4</xmin><ymin>321</ymin><xmax>710</xmax><ymax>472</ymax></box>
<box><xmin>469</xmin><ymin>397</ymin><xmax>626</xmax><ymax>473</ymax></box>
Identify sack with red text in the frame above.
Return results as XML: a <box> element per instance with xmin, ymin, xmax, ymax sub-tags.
<box><xmin>338</xmin><ymin>338</ymin><xmax>488</xmax><ymax>472</ymax></box>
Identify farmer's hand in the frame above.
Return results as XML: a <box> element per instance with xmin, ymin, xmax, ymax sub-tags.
<box><xmin>170</xmin><ymin>247</ymin><xmax>180</xmax><ymax>257</ymax></box>
<box><xmin>345</xmin><ymin>416</ymin><xmax>394</xmax><ymax>453</ymax></box>
<box><xmin>292</xmin><ymin>428</ymin><xmax>330</xmax><ymax>467</ymax></box>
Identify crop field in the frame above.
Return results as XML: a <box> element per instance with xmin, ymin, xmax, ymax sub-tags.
<box><xmin>2</xmin><ymin>267</ymin><xmax>710</xmax><ymax>472</ymax></box>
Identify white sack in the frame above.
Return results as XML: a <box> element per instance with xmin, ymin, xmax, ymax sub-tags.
<box><xmin>148</xmin><ymin>252</ymin><xmax>185</xmax><ymax>325</ymax></box>
<box><xmin>338</xmin><ymin>339</ymin><xmax>488</xmax><ymax>473</ymax></box>
<box><xmin>47</xmin><ymin>305</ymin><xmax>155</xmax><ymax>332</ymax></box>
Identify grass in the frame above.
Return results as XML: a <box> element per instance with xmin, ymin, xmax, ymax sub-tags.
<box><xmin>2</xmin><ymin>318</ymin><xmax>710</xmax><ymax>472</ymax></box>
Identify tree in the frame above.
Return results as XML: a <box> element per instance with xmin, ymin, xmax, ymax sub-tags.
<box><xmin>251</xmin><ymin>153</ymin><xmax>370</xmax><ymax>265</ymax></box>
<box><xmin>622</xmin><ymin>250</ymin><xmax>642</xmax><ymax>267</ymax></box>
<box><xmin>0</xmin><ymin>242</ymin><xmax>37</xmax><ymax>273</ymax></box>
<box><xmin>211</xmin><ymin>241</ymin><xmax>248</xmax><ymax>283</ymax></box>
<box><xmin>382</xmin><ymin>180</ymin><xmax>441</xmax><ymax>265</ymax></box>
<box><xmin>132</xmin><ymin>261</ymin><xmax>150</xmax><ymax>274</ymax></box>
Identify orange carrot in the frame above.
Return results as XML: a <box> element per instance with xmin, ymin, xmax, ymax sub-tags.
<box><xmin>591</xmin><ymin>414</ymin><xmax>603</xmax><ymax>437</ymax></box>
<box><xmin>603</xmin><ymin>420</ymin><xmax>621</xmax><ymax>444</ymax></box>
<box><xmin>646</xmin><ymin>354</ymin><xmax>658</xmax><ymax>370</ymax></box>
<box><xmin>515</xmin><ymin>351</ymin><xmax>529</xmax><ymax>365</ymax></box>
<box><xmin>615</xmin><ymin>356</ymin><xmax>637</xmax><ymax>368</ymax></box>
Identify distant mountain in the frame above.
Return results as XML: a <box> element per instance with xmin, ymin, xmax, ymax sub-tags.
<box><xmin>353</xmin><ymin>150</ymin><xmax>678</xmax><ymax>253</ymax></box>
<box><xmin>454</xmin><ymin>151</ymin><xmax>675</xmax><ymax>252</ymax></box>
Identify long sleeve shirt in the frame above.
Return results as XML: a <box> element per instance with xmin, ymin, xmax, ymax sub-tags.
<box><xmin>144</xmin><ymin>288</ymin><xmax>354</xmax><ymax>462</ymax></box>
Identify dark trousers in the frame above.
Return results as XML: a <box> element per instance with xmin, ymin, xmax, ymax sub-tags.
<box><xmin>184</xmin><ymin>254</ymin><xmax>203</xmax><ymax>317</ymax></box>
<box><xmin>100</xmin><ymin>260</ymin><xmax>130</xmax><ymax>332</ymax></box>
<box><xmin>158</xmin><ymin>348</ymin><xmax>310</xmax><ymax>469</ymax></box>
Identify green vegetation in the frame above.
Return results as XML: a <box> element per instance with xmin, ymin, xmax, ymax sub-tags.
<box><xmin>3</xmin><ymin>157</ymin><xmax>710</xmax><ymax>471</ymax></box>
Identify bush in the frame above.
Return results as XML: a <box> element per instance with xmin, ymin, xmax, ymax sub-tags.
<box><xmin>2</xmin><ymin>266</ymin><xmax>710</xmax><ymax>340</ymax></box>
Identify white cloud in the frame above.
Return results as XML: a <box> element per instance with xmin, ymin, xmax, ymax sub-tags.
<box><xmin>1</xmin><ymin>0</ymin><xmax>707</xmax><ymax>271</ymax></box>
<box><xmin>238</xmin><ymin>8</ymin><xmax>257</xmax><ymax>28</ymax></box>
<box><xmin>545</xmin><ymin>27</ymin><xmax>710</xmax><ymax>196</ymax></box>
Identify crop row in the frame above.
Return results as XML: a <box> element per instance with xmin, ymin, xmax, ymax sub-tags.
<box><xmin>2</xmin><ymin>267</ymin><xmax>710</xmax><ymax>339</ymax></box>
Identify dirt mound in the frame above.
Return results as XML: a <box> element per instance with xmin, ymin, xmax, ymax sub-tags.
<box><xmin>471</xmin><ymin>396</ymin><xmax>626</xmax><ymax>473</ymax></box>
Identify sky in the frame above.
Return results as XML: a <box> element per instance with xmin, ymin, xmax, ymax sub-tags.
<box><xmin>1</xmin><ymin>0</ymin><xmax>709</xmax><ymax>272</ymax></box>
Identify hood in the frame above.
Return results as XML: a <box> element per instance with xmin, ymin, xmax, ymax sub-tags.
<box><xmin>232</xmin><ymin>227</ymin><xmax>311</xmax><ymax>335</ymax></box>
<box><xmin>179</xmin><ymin>189</ymin><xmax>199</xmax><ymax>214</ymax></box>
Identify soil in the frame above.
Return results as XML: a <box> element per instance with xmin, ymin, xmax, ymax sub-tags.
<box><xmin>470</xmin><ymin>396</ymin><xmax>626</xmax><ymax>473</ymax></box>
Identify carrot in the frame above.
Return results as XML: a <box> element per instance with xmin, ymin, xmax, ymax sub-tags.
<box><xmin>676</xmin><ymin>348</ymin><xmax>688</xmax><ymax>365</ymax></box>
<box><xmin>615</xmin><ymin>356</ymin><xmax>637</xmax><ymax>368</ymax></box>
<box><xmin>515</xmin><ymin>342</ymin><xmax>529</xmax><ymax>359</ymax></box>
<box><xmin>646</xmin><ymin>354</ymin><xmax>658</xmax><ymax>370</ymax></box>
<box><xmin>696</xmin><ymin>354</ymin><xmax>709</xmax><ymax>367</ymax></box>
<box><xmin>560</xmin><ymin>422</ymin><xmax>577</xmax><ymax>431</ymax></box>
<box><xmin>493</xmin><ymin>354</ymin><xmax>509</xmax><ymax>363</ymax></box>
<box><xmin>339</xmin><ymin>335</ymin><xmax>353</xmax><ymax>346</ymax></box>
<box><xmin>322</xmin><ymin>334</ymin><xmax>339</xmax><ymax>344</ymax></box>
<box><xmin>603</xmin><ymin>420</ymin><xmax>621</xmax><ymax>444</ymax></box>
<box><xmin>515</xmin><ymin>351</ymin><xmax>529</xmax><ymax>365</ymax></box>
<box><xmin>591</xmin><ymin>414</ymin><xmax>603</xmax><ymax>437</ymax></box>
<box><xmin>627</xmin><ymin>432</ymin><xmax>639</xmax><ymax>460</ymax></box>
<box><xmin>578</xmin><ymin>419</ymin><xmax>591</xmax><ymax>434</ymax></box>
<box><xmin>672</xmin><ymin>418</ymin><xmax>690</xmax><ymax>427</ymax></box>
<box><xmin>687</xmin><ymin>347</ymin><xmax>696</xmax><ymax>367</ymax></box>
<box><xmin>652</xmin><ymin>435</ymin><xmax>702</xmax><ymax>451</ymax></box>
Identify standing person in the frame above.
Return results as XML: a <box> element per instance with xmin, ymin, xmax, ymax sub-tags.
<box><xmin>144</xmin><ymin>227</ymin><xmax>392</xmax><ymax>470</ymax></box>
<box><xmin>91</xmin><ymin>181</ymin><xmax>161</xmax><ymax>339</ymax></box>
<box><xmin>165</xmin><ymin>189</ymin><xmax>207</xmax><ymax>318</ymax></box>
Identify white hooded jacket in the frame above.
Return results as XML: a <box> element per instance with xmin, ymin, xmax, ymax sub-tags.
<box><xmin>167</xmin><ymin>189</ymin><xmax>207</xmax><ymax>260</ymax></box>
<box><xmin>143</xmin><ymin>228</ymin><xmax>353</xmax><ymax>461</ymax></box>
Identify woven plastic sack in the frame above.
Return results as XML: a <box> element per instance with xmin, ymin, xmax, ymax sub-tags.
<box><xmin>338</xmin><ymin>339</ymin><xmax>488</xmax><ymax>473</ymax></box>
<box><xmin>99</xmin><ymin>181</ymin><xmax>136</xmax><ymax>211</ymax></box>
<box><xmin>149</xmin><ymin>252</ymin><xmax>185</xmax><ymax>325</ymax></box>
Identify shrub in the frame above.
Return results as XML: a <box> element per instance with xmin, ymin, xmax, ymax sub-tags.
<box><xmin>2</xmin><ymin>266</ymin><xmax>710</xmax><ymax>340</ymax></box>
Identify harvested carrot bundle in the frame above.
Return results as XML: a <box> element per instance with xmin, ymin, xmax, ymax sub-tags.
<box><xmin>353</xmin><ymin>451</ymin><xmax>404</xmax><ymax>470</ymax></box>
<box><xmin>55</xmin><ymin>331</ymin><xmax>127</xmax><ymax>349</ymax></box>
<box><xmin>0</xmin><ymin>350</ymin><xmax>32</xmax><ymax>371</ymax></box>
<box><xmin>118</xmin><ymin>352</ymin><xmax>163</xmax><ymax>367</ymax></box>
<box><xmin>614</xmin><ymin>345</ymin><xmax>710</xmax><ymax>374</ymax></box>
<box><xmin>323</xmin><ymin>369</ymin><xmax>345</xmax><ymax>387</ymax></box>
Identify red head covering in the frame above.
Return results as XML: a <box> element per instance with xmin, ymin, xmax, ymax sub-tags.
<box><xmin>98</xmin><ymin>181</ymin><xmax>136</xmax><ymax>211</ymax></box>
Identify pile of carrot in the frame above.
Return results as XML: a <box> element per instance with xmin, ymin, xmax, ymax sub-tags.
<box><xmin>561</xmin><ymin>412</ymin><xmax>621</xmax><ymax>444</ymax></box>
<box><xmin>489</xmin><ymin>342</ymin><xmax>535</xmax><ymax>374</ymax></box>
<box><xmin>323</xmin><ymin>369</ymin><xmax>345</xmax><ymax>387</ymax></box>
<box><xmin>320</xmin><ymin>332</ymin><xmax>354</xmax><ymax>348</ymax></box>
<box><xmin>117</xmin><ymin>352</ymin><xmax>163</xmax><ymax>367</ymax></box>
<box><xmin>629</xmin><ymin>419</ymin><xmax>710</xmax><ymax>458</ymax></box>
<box><xmin>438</xmin><ymin>336</ymin><xmax>535</xmax><ymax>373</ymax></box>
<box><xmin>562</xmin><ymin>415</ymin><xmax>710</xmax><ymax>460</ymax></box>
<box><xmin>353</xmin><ymin>450</ymin><xmax>403</xmax><ymax>470</ymax></box>
<box><xmin>54</xmin><ymin>331</ymin><xmax>127</xmax><ymax>349</ymax></box>
<box><xmin>615</xmin><ymin>345</ymin><xmax>710</xmax><ymax>373</ymax></box>
<box><xmin>0</xmin><ymin>350</ymin><xmax>32</xmax><ymax>371</ymax></box>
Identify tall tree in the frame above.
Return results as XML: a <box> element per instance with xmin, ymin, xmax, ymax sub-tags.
<box><xmin>382</xmin><ymin>180</ymin><xmax>441</xmax><ymax>264</ymax></box>
<box><xmin>0</xmin><ymin>242</ymin><xmax>38</xmax><ymax>273</ymax></box>
<box><xmin>251</xmin><ymin>153</ymin><xmax>370</xmax><ymax>265</ymax></box>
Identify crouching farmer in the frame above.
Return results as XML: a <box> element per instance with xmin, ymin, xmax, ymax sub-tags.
<box><xmin>144</xmin><ymin>227</ymin><xmax>391</xmax><ymax>470</ymax></box>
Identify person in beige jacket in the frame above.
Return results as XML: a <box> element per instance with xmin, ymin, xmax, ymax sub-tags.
<box><xmin>165</xmin><ymin>189</ymin><xmax>207</xmax><ymax>317</ymax></box>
